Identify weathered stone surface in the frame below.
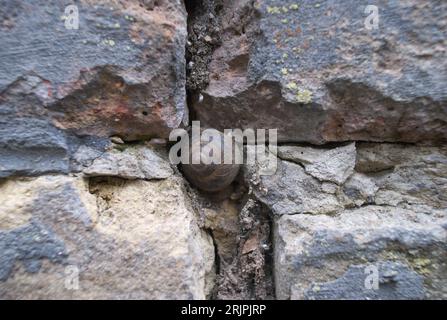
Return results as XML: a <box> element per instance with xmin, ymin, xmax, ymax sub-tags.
<box><xmin>356</xmin><ymin>143</ymin><xmax>447</xmax><ymax>211</ymax></box>
<box><xmin>242</xmin><ymin>142</ymin><xmax>447</xmax><ymax>299</ymax></box>
<box><xmin>278</xmin><ymin>143</ymin><xmax>356</xmax><ymax>184</ymax></box>
<box><xmin>190</xmin><ymin>0</ymin><xmax>447</xmax><ymax>144</ymax></box>
<box><xmin>83</xmin><ymin>145</ymin><xmax>173</xmax><ymax>180</ymax></box>
<box><xmin>244</xmin><ymin>145</ymin><xmax>343</xmax><ymax>216</ymax></box>
<box><xmin>299</xmin><ymin>261</ymin><xmax>425</xmax><ymax>300</ymax></box>
<box><xmin>267</xmin><ymin>143</ymin><xmax>447</xmax><ymax>300</ymax></box>
<box><xmin>248</xmin><ymin>143</ymin><xmax>447</xmax><ymax>215</ymax></box>
<box><xmin>249</xmin><ymin>158</ymin><xmax>342</xmax><ymax>215</ymax></box>
<box><xmin>340</xmin><ymin>173</ymin><xmax>378</xmax><ymax>207</ymax></box>
<box><xmin>274</xmin><ymin>206</ymin><xmax>447</xmax><ymax>300</ymax></box>
<box><xmin>1</xmin><ymin>0</ymin><xmax>446</xmax><ymax>302</ymax></box>
<box><xmin>0</xmin><ymin>117</ymin><xmax>70</xmax><ymax>178</ymax></box>
<box><xmin>0</xmin><ymin>0</ymin><xmax>187</xmax><ymax>177</ymax></box>
<box><xmin>0</xmin><ymin>175</ymin><xmax>214</xmax><ymax>299</ymax></box>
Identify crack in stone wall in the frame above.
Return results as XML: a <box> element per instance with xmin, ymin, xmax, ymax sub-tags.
<box><xmin>1</xmin><ymin>0</ymin><xmax>446</xmax><ymax>300</ymax></box>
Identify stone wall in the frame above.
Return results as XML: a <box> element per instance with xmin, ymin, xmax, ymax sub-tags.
<box><xmin>0</xmin><ymin>0</ymin><xmax>446</xmax><ymax>299</ymax></box>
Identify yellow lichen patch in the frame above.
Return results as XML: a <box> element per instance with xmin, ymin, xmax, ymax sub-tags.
<box><xmin>286</xmin><ymin>81</ymin><xmax>298</xmax><ymax>90</ymax></box>
<box><xmin>383</xmin><ymin>251</ymin><xmax>400</xmax><ymax>261</ymax></box>
<box><xmin>102</xmin><ymin>39</ymin><xmax>115</xmax><ymax>47</ymax></box>
<box><xmin>289</xmin><ymin>4</ymin><xmax>299</xmax><ymax>10</ymax></box>
<box><xmin>412</xmin><ymin>258</ymin><xmax>432</xmax><ymax>275</ymax></box>
<box><xmin>267</xmin><ymin>6</ymin><xmax>281</xmax><ymax>14</ymax></box>
<box><xmin>103</xmin><ymin>39</ymin><xmax>116</xmax><ymax>46</ymax></box>
<box><xmin>124</xmin><ymin>15</ymin><xmax>135</xmax><ymax>22</ymax></box>
<box><xmin>281</xmin><ymin>68</ymin><xmax>288</xmax><ymax>75</ymax></box>
<box><xmin>296</xmin><ymin>89</ymin><xmax>313</xmax><ymax>104</ymax></box>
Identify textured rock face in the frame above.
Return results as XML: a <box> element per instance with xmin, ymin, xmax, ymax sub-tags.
<box><xmin>0</xmin><ymin>0</ymin><xmax>187</xmax><ymax>178</ymax></box>
<box><xmin>240</xmin><ymin>140</ymin><xmax>447</xmax><ymax>300</ymax></box>
<box><xmin>83</xmin><ymin>144</ymin><xmax>174</xmax><ymax>180</ymax></box>
<box><xmin>1</xmin><ymin>0</ymin><xmax>447</xmax><ymax>301</ymax></box>
<box><xmin>278</xmin><ymin>143</ymin><xmax>356</xmax><ymax>185</ymax></box>
<box><xmin>190</xmin><ymin>0</ymin><xmax>447</xmax><ymax>144</ymax></box>
<box><xmin>0</xmin><ymin>175</ymin><xmax>214</xmax><ymax>299</ymax></box>
<box><xmin>275</xmin><ymin>207</ymin><xmax>447</xmax><ymax>300</ymax></box>
<box><xmin>247</xmin><ymin>143</ymin><xmax>447</xmax><ymax>299</ymax></box>
<box><xmin>300</xmin><ymin>261</ymin><xmax>427</xmax><ymax>300</ymax></box>
<box><xmin>0</xmin><ymin>1</ymin><xmax>218</xmax><ymax>299</ymax></box>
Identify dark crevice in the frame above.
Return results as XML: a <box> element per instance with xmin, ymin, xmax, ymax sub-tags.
<box><xmin>184</xmin><ymin>0</ymin><xmax>222</xmax><ymax>115</ymax></box>
<box><xmin>183</xmin><ymin>0</ymin><xmax>276</xmax><ymax>300</ymax></box>
<box><xmin>213</xmin><ymin>194</ymin><xmax>275</xmax><ymax>300</ymax></box>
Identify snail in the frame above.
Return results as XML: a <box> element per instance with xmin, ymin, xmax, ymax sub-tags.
<box><xmin>182</xmin><ymin>129</ymin><xmax>241</xmax><ymax>192</ymax></box>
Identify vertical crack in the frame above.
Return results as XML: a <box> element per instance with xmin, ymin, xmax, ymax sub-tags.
<box><xmin>183</xmin><ymin>0</ymin><xmax>276</xmax><ymax>300</ymax></box>
<box><xmin>184</xmin><ymin>0</ymin><xmax>222</xmax><ymax>124</ymax></box>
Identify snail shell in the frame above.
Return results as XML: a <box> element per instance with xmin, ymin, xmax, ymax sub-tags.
<box><xmin>182</xmin><ymin>130</ymin><xmax>241</xmax><ymax>192</ymax></box>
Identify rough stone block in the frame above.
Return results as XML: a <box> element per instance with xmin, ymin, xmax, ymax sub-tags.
<box><xmin>0</xmin><ymin>175</ymin><xmax>214</xmax><ymax>299</ymax></box>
